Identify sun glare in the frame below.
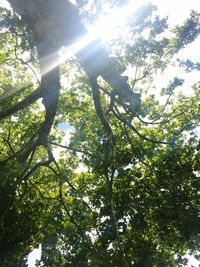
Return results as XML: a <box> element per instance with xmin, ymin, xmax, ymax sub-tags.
<box><xmin>56</xmin><ymin>0</ymin><xmax>144</xmax><ymax>75</ymax></box>
<box><xmin>91</xmin><ymin>0</ymin><xmax>144</xmax><ymax>40</ymax></box>
<box><xmin>42</xmin><ymin>0</ymin><xmax>144</xmax><ymax>76</ymax></box>
<box><xmin>0</xmin><ymin>0</ymin><xmax>145</xmax><ymax>84</ymax></box>
<box><xmin>42</xmin><ymin>33</ymin><xmax>96</xmax><ymax>75</ymax></box>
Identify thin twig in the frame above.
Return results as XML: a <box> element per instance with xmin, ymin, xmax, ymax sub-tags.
<box><xmin>50</xmin><ymin>142</ymin><xmax>93</xmax><ymax>157</ymax></box>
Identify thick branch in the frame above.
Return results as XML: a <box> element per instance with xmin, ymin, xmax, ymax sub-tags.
<box><xmin>0</xmin><ymin>86</ymin><xmax>42</xmax><ymax>121</ymax></box>
<box><xmin>90</xmin><ymin>77</ymin><xmax>115</xmax><ymax>145</ymax></box>
<box><xmin>18</xmin><ymin>66</ymin><xmax>60</xmax><ymax>162</ymax></box>
<box><xmin>78</xmin><ymin>41</ymin><xmax>141</xmax><ymax>114</ymax></box>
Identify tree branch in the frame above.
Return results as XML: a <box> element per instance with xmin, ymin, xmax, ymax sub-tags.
<box><xmin>0</xmin><ymin>86</ymin><xmax>42</xmax><ymax>120</ymax></box>
<box><xmin>14</xmin><ymin>34</ymin><xmax>40</xmax><ymax>84</ymax></box>
<box><xmin>113</xmin><ymin>104</ymin><xmax>172</xmax><ymax>145</ymax></box>
<box><xmin>50</xmin><ymin>141</ymin><xmax>94</xmax><ymax>157</ymax></box>
<box><xmin>90</xmin><ymin>77</ymin><xmax>115</xmax><ymax>146</ymax></box>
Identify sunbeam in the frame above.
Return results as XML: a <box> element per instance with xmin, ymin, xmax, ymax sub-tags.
<box><xmin>41</xmin><ymin>0</ymin><xmax>144</xmax><ymax>76</ymax></box>
<box><xmin>40</xmin><ymin>33</ymin><xmax>96</xmax><ymax>76</ymax></box>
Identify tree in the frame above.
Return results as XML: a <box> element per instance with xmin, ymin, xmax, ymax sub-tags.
<box><xmin>0</xmin><ymin>1</ymin><xmax>199</xmax><ymax>266</ymax></box>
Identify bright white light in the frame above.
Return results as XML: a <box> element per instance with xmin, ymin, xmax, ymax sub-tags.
<box><xmin>27</xmin><ymin>245</ymin><xmax>41</xmax><ymax>267</ymax></box>
<box><xmin>42</xmin><ymin>0</ymin><xmax>144</xmax><ymax>76</ymax></box>
<box><xmin>90</xmin><ymin>0</ymin><xmax>144</xmax><ymax>40</ymax></box>
<box><xmin>0</xmin><ymin>0</ymin><xmax>10</xmax><ymax>8</ymax></box>
<box><xmin>150</xmin><ymin>0</ymin><xmax>200</xmax><ymax>26</ymax></box>
<box><xmin>41</xmin><ymin>33</ymin><xmax>96</xmax><ymax>75</ymax></box>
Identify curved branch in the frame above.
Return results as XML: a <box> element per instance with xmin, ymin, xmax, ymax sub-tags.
<box><xmin>136</xmin><ymin>112</ymin><xmax>185</xmax><ymax>125</ymax></box>
<box><xmin>27</xmin><ymin>179</ymin><xmax>58</xmax><ymax>200</ymax></box>
<box><xmin>13</xmin><ymin>33</ymin><xmax>40</xmax><ymax>84</ymax></box>
<box><xmin>113</xmin><ymin>104</ymin><xmax>172</xmax><ymax>145</ymax></box>
<box><xmin>17</xmin><ymin>63</ymin><xmax>61</xmax><ymax>162</ymax></box>
<box><xmin>15</xmin><ymin>56</ymin><xmax>40</xmax><ymax>85</ymax></box>
<box><xmin>90</xmin><ymin>77</ymin><xmax>115</xmax><ymax>146</ymax></box>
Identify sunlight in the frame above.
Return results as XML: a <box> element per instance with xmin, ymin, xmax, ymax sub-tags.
<box><xmin>42</xmin><ymin>0</ymin><xmax>144</xmax><ymax>76</ymax></box>
<box><xmin>41</xmin><ymin>33</ymin><xmax>96</xmax><ymax>75</ymax></box>
<box><xmin>89</xmin><ymin>0</ymin><xmax>144</xmax><ymax>41</ymax></box>
<box><xmin>0</xmin><ymin>0</ymin><xmax>10</xmax><ymax>8</ymax></box>
<box><xmin>0</xmin><ymin>0</ymin><xmax>144</xmax><ymax>76</ymax></box>
<box><xmin>27</xmin><ymin>245</ymin><xmax>41</xmax><ymax>267</ymax></box>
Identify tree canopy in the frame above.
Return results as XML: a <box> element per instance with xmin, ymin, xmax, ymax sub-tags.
<box><xmin>0</xmin><ymin>1</ymin><xmax>200</xmax><ymax>266</ymax></box>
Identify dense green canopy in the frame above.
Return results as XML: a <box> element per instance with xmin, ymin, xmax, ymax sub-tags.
<box><xmin>0</xmin><ymin>1</ymin><xmax>199</xmax><ymax>266</ymax></box>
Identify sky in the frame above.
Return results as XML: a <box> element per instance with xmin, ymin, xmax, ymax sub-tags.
<box><xmin>0</xmin><ymin>0</ymin><xmax>8</xmax><ymax>8</ymax></box>
<box><xmin>0</xmin><ymin>0</ymin><xmax>200</xmax><ymax>266</ymax></box>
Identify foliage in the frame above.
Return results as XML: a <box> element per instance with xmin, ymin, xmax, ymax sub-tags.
<box><xmin>0</xmin><ymin>1</ymin><xmax>200</xmax><ymax>266</ymax></box>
